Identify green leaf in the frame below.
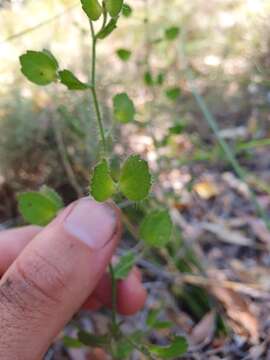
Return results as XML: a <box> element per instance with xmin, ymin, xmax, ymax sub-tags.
<box><xmin>165</xmin><ymin>87</ymin><xmax>181</xmax><ymax>101</ymax></box>
<box><xmin>169</xmin><ymin>122</ymin><xmax>185</xmax><ymax>135</ymax></box>
<box><xmin>154</xmin><ymin>321</ymin><xmax>173</xmax><ymax>329</ymax></box>
<box><xmin>139</xmin><ymin>210</ymin><xmax>173</xmax><ymax>247</ymax></box>
<box><xmin>19</xmin><ymin>50</ymin><xmax>58</xmax><ymax>86</ymax></box>
<box><xmin>165</xmin><ymin>26</ymin><xmax>180</xmax><ymax>41</ymax></box>
<box><xmin>39</xmin><ymin>185</ymin><xmax>64</xmax><ymax>209</ymax></box>
<box><xmin>17</xmin><ymin>192</ymin><xmax>61</xmax><ymax>226</ymax></box>
<box><xmin>156</xmin><ymin>72</ymin><xmax>165</xmax><ymax>85</ymax></box>
<box><xmin>105</xmin><ymin>0</ymin><xmax>123</xmax><ymax>17</ymax></box>
<box><xmin>97</xmin><ymin>18</ymin><xmax>118</xmax><ymax>39</ymax></box>
<box><xmin>116</xmin><ymin>48</ymin><xmax>132</xmax><ymax>61</ymax></box>
<box><xmin>90</xmin><ymin>159</ymin><xmax>116</xmax><ymax>202</ymax></box>
<box><xmin>144</xmin><ymin>71</ymin><xmax>154</xmax><ymax>86</ymax></box>
<box><xmin>114</xmin><ymin>252</ymin><xmax>136</xmax><ymax>280</ymax></box>
<box><xmin>80</xmin><ymin>0</ymin><xmax>102</xmax><ymax>20</ymax></box>
<box><xmin>63</xmin><ymin>336</ymin><xmax>83</xmax><ymax>349</ymax></box>
<box><xmin>113</xmin><ymin>332</ymin><xmax>142</xmax><ymax>359</ymax></box>
<box><xmin>78</xmin><ymin>331</ymin><xmax>108</xmax><ymax>347</ymax></box>
<box><xmin>113</xmin><ymin>93</ymin><xmax>135</xmax><ymax>123</ymax></box>
<box><xmin>146</xmin><ymin>309</ymin><xmax>160</xmax><ymax>327</ymax></box>
<box><xmin>112</xmin><ymin>338</ymin><xmax>134</xmax><ymax>359</ymax></box>
<box><xmin>122</xmin><ymin>3</ymin><xmax>132</xmax><ymax>17</ymax></box>
<box><xmin>58</xmin><ymin>69</ymin><xmax>89</xmax><ymax>90</ymax></box>
<box><xmin>148</xmin><ymin>336</ymin><xmax>188</xmax><ymax>359</ymax></box>
<box><xmin>42</xmin><ymin>49</ymin><xmax>59</xmax><ymax>68</ymax></box>
<box><xmin>119</xmin><ymin>155</ymin><xmax>152</xmax><ymax>201</ymax></box>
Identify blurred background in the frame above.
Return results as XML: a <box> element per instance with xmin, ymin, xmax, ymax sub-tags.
<box><xmin>1</xmin><ymin>0</ymin><xmax>270</xmax><ymax>359</ymax></box>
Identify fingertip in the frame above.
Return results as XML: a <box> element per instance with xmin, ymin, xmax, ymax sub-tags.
<box><xmin>117</xmin><ymin>270</ymin><xmax>147</xmax><ymax>316</ymax></box>
<box><xmin>83</xmin><ymin>296</ymin><xmax>103</xmax><ymax>311</ymax></box>
<box><xmin>92</xmin><ymin>267</ymin><xmax>147</xmax><ymax>316</ymax></box>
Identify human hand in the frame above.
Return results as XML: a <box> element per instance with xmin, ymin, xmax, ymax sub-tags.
<box><xmin>0</xmin><ymin>198</ymin><xmax>147</xmax><ymax>359</ymax></box>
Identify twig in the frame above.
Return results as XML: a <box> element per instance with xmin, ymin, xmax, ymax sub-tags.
<box><xmin>137</xmin><ymin>258</ymin><xmax>270</xmax><ymax>300</ymax></box>
<box><xmin>51</xmin><ymin>116</ymin><xmax>83</xmax><ymax>197</ymax></box>
<box><xmin>0</xmin><ymin>2</ymin><xmax>79</xmax><ymax>45</ymax></box>
<box><xmin>178</xmin><ymin>31</ymin><xmax>270</xmax><ymax>230</ymax></box>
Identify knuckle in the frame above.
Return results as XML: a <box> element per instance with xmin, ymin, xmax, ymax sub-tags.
<box><xmin>14</xmin><ymin>249</ymin><xmax>68</xmax><ymax>307</ymax></box>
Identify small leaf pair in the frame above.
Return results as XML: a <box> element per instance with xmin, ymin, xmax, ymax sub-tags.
<box><xmin>20</xmin><ymin>50</ymin><xmax>90</xmax><ymax>90</ymax></box>
<box><xmin>80</xmin><ymin>0</ymin><xmax>123</xmax><ymax>20</ymax></box>
<box><xmin>90</xmin><ymin>155</ymin><xmax>152</xmax><ymax>202</ymax></box>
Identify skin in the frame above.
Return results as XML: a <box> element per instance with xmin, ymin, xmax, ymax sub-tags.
<box><xmin>0</xmin><ymin>199</ymin><xmax>147</xmax><ymax>360</ymax></box>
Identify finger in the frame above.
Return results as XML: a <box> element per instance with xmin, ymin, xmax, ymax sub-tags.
<box><xmin>90</xmin><ymin>267</ymin><xmax>147</xmax><ymax>315</ymax></box>
<box><xmin>0</xmin><ymin>198</ymin><xmax>121</xmax><ymax>360</ymax></box>
<box><xmin>83</xmin><ymin>267</ymin><xmax>146</xmax><ymax>314</ymax></box>
<box><xmin>0</xmin><ymin>227</ymin><xmax>146</xmax><ymax>315</ymax></box>
<box><xmin>0</xmin><ymin>226</ymin><xmax>41</xmax><ymax>275</ymax></box>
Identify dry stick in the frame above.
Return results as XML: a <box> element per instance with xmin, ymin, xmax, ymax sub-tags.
<box><xmin>178</xmin><ymin>32</ymin><xmax>270</xmax><ymax>230</ymax></box>
<box><xmin>0</xmin><ymin>2</ymin><xmax>79</xmax><ymax>45</ymax></box>
<box><xmin>137</xmin><ymin>258</ymin><xmax>270</xmax><ymax>300</ymax></box>
<box><xmin>51</xmin><ymin>116</ymin><xmax>83</xmax><ymax>198</ymax></box>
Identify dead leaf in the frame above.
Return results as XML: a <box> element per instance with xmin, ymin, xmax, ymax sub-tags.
<box><xmin>202</xmin><ymin>222</ymin><xmax>254</xmax><ymax>247</ymax></box>
<box><xmin>246</xmin><ymin>217</ymin><xmax>270</xmax><ymax>245</ymax></box>
<box><xmin>194</xmin><ymin>181</ymin><xmax>219</xmax><ymax>200</ymax></box>
<box><xmin>211</xmin><ymin>287</ymin><xmax>259</xmax><ymax>343</ymax></box>
<box><xmin>190</xmin><ymin>311</ymin><xmax>216</xmax><ymax>346</ymax></box>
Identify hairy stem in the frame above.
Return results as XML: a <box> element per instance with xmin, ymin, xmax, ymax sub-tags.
<box><xmin>89</xmin><ymin>20</ymin><xmax>107</xmax><ymax>155</ymax></box>
<box><xmin>109</xmin><ymin>263</ymin><xmax>118</xmax><ymax>335</ymax></box>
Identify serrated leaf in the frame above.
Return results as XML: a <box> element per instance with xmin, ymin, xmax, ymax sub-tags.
<box><xmin>97</xmin><ymin>18</ymin><xmax>118</xmax><ymax>39</ymax></box>
<box><xmin>122</xmin><ymin>3</ymin><xmax>132</xmax><ymax>17</ymax></box>
<box><xmin>165</xmin><ymin>26</ymin><xmax>180</xmax><ymax>41</ymax></box>
<box><xmin>40</xmin><ymin>185</ymin><xmax>64</xmax><ymax>209</ymax></box>
<box><xmin>148</xmin><ymin>336</ymin><xmax>188</xmax><ymax>359</ymax></box>
<box><xmin>90</xmin><ymin>159</ymin><xmax>116</xmax><ymax>202</ymax></box>
<box><xmin>139</xmin><ymin>210</ymin><xmax>173</xmax><ymax>247</ymax></box>
<box><xmin>78</xmin><ymin>331</ymin><xmax>108</xmax><ymax>347</ymax></box>
<box><xmin>58</xmin><ymin>69</ymin><xmax>89</xmax><ymax>90</ymax></box>
<box><xmin>63</xmin><ymin>336</ymin><xmax>82</xmax><ymax>349</ymax></box>
<box><xmin>114</xmin><ymin>252</ymin><xmax>136</xmax><ymax>280</ymax></box>
<box><xmin>116</xmin><ymin>48</ymin><xmax>132</xmax><ymax>61</ymax></box>
<box><xmin>119</xmin><ymin>155</ymin><xmax>151</xmax><ymax>201</ymax></box>
<box><xmin>105</xmin><ymin>0</ymin><xmax>123</xmax><ymax>17</ymax></box>
<box><xmin>165</xmin><ymin>87</ymin><xmax>181</xmax><ymax>101</ymax></box>
<box><xmin>113</xmin><ymin>93</ymin><xmax>135</xmax><ymax>123</ymax></box>
<box><xmin>17</xmin><ymin>192</ymin><xmax>61</xmax><ymax>226</ymax></box>
<box><xmin>19</xmin><ymin>50</ymin><xmax>58</xmax><ymax>86</ymax></box>
<box><xmin>80</xmin><ymin>0</ymin><xmax>102</xmax><ymax>20</ymax></box>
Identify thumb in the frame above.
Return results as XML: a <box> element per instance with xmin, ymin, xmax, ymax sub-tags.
<box><xmin>0</xmin><ymin>198</ymin><xmax>121</xmax><ymax>360</ymax></box>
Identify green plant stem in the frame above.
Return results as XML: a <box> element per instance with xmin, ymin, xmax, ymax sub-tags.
<box><xmin>187</xmin><ymin>74</ymin><xmax>270</xmax><ymax>229</ymax></box>
<box><xmin>125</xmin><ymin>337</ymin><xmax>156</xmax><ymax>360</ymax></box>
<box><xmin>89</xmin><ymin>20</ymin><xmax>107</xmax><ymax>155</ymax></box>
<box><xmin>108</xmin><ymin>263</ymin><xmax>118</xmax><ymax>336</ymax></box>
<box><xmin>178</xmin><ymin>31</ymin><xmax>270</xmax><ymax>229</ymax></box>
